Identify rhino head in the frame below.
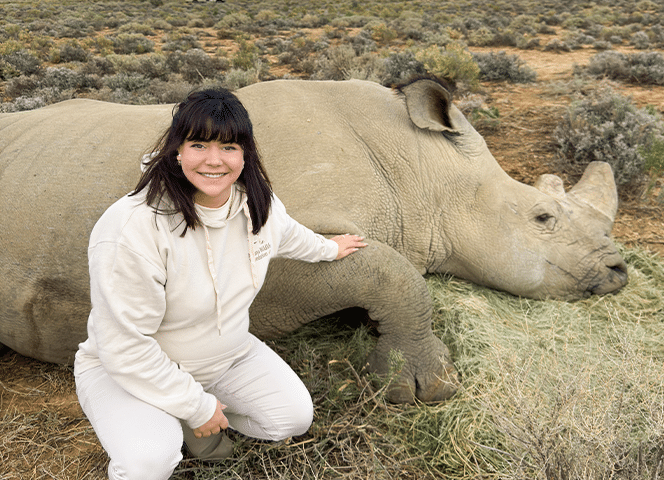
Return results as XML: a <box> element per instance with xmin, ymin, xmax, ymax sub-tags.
<box><xmin>398</xmin><ymin>78</ymin><xmax>628</xmax><ymax>300</ymax></box>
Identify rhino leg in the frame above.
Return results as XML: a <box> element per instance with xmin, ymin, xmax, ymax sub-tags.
<box><xmin>249</xmin><ymin>241</ymin><xmax>459</xmax><ymax>403</ymax></box>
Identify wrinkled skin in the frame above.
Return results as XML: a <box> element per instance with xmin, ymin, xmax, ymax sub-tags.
<box><xmin>0</xmin><ymin>78</ymin><xmax>627</xmax><ymax>403</ymax></box>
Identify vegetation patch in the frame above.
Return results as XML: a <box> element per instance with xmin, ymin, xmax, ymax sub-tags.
<box><xmin>554</xmin><ymin>85</ymin><xmax>664</xmax><ymax>198</ymax></box>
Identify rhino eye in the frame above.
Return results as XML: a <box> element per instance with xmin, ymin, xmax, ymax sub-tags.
<box><xmin>535</xmin><ymin>213</ymin><xmax>556</xmax><ymax>230</ymax></box>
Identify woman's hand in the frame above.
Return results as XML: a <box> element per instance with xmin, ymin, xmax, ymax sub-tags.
<box><xmin>331</xmin><ymin>234</ymin><xmax>367</xmax><ymax>260</ymax></box>
<box><xmin>193</xmin><ymin>400</ymin><xmax>229</xmax><ymax>438</ymax></box>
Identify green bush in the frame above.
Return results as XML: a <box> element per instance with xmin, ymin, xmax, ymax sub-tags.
<box><xmin>415</xmin><ymin>42</ymin><xmax>480</xmax><ymax>90</ymax></box>
<box><xmin>214</xmin><ymin>12</ymin><xmax>251</xmax><ymax>31</ymax></box>
<box><xmin>111</xmin><ymin>33</ymin><xmax>154</xmax><ymax>55</ymax></box>
<box><xmin>54</xmin><ymin>40</ymin><xmax>90</xmax><ymax>63</ymax></box>
<box><xmin>472</xmin><ymin>51</ymin><xmax>536</xmax><ymax>83</ymax></box>
<box><xmin>554</xmin><ymin>86</ymin><xmax>663</xmax><ymax>196</ymax></box>
<box><xmin>231</xmin><ymin>37</ymin><xmax>259</xmax><ymax>70</ymax></box>
<box><xmin>0</xmin><ymin>50</ymin><xmax>41</xmax><ymax>79</ymax></box>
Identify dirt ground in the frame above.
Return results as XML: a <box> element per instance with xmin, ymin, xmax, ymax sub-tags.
<box><xmin>1</xmin><ymin>41</ymin><xmax>663</xmax><ymax>479</ymax></box>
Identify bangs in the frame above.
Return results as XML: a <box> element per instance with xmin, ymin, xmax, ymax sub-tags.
<box><xmin>179</xmin><ymin>98</ymin><xmax>252</xmax><ymax>145</ymax></box>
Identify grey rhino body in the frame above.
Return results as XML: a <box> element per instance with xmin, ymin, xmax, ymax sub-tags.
<box><xmin>0</xmin><ymin>78</ymin><xmax>627</xmax><ymax>403</ymax></box>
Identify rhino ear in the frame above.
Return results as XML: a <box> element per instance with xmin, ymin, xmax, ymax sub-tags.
<box><xmin>534</xmin><ymin>174</ymin><xmax>567</xmax><ymax>200</ymax></box>
<box><xmin>398</xmin><ymin>78</ymin><xmax>460</xmax><ymax>133</ymax></box>
<box><xmin>568</xmin><ymin>161</ymin><xmax>619</xmax><ymax>223</ymax></box>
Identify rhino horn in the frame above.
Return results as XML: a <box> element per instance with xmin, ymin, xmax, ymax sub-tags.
<box><xmin>398</xmin><ymin>78</ymin><xmax>460</xmax><ymax>133</ymax></box>
<box><xmin>568</xmin><ymin>161</ymin><xmax>619</xmax><ymax>223</ymax></box>
<box><xmin>534</xmin><ymin>173</ymin><xmax>567</xmax><ymax>200</ymax></box>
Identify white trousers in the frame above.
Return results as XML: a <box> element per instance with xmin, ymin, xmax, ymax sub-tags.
<box><xmin>75</xmin><ymin>335</ymin><xmax>313</xmax><ymax>480</ymax></box>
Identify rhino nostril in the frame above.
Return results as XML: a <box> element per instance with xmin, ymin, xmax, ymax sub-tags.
<box><xmin>608</xmin><ymin>260</ymin><xmax>628</xmax><ymax>278</ymax></box>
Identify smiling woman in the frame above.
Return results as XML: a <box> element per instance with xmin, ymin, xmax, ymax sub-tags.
<box><xmin>71</xmin><ymin>86</ymin><xmax>366</xmax><ymax>480</ymax></box>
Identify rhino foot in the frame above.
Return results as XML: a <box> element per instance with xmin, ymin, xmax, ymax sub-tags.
<box><xmin>365</xmin><ymin>334</ymin><xmax>460</xmax><ymax>404</ymax></box>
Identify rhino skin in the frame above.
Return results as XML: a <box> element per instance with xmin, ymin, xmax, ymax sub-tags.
<box><xmin>0</xmin><ymin>78</ymin><xmax>627</xmax><ymax>403</ymax></box>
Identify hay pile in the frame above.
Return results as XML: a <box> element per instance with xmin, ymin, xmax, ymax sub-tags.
<box><xmin>1</xmin><ymin>245</ymin><xmax>662</xmax><ymax>479</ymax></box>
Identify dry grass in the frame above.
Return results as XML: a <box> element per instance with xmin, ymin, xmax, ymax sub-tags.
<box><xmin>2</xmin><ymin>246</ymin><xmax>663</xmax><ymax>480</ymax></box>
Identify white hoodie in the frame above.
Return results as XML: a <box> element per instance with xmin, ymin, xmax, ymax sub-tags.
<box><xmin>75</xmin><ymin>185</ymin><xmax>338</xmax><ymax>429</ymax></box>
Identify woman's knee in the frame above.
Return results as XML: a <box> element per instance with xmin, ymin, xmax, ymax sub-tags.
<box><xmin>270</xmin><ymin>392</ymin><xmax>314</xmax><ymax>440</ymax></box>
<box><xmin>107</xmin><ymin>438</ymin><xmax>183</xmax><ymax>480</ymax></box>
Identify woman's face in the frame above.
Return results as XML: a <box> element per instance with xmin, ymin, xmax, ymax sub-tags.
<box><xmin>178</xmin><ymin>140</ymin><xmax>244</xmax><ymax>208</ymax></box>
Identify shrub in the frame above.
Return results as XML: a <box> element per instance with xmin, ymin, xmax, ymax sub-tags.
<box><xmin>554</xmin><ymin>86</ymin><xmax>663</xmax><ymax>195</ymax></box>
<box><xmin>231</xmin><ymin>37</ymin><xmax>258</xmax><ymax>70</ymax></box>
<box><xmin>56</xmin><ymin>16</ymin><xmax>93</xmax><ymax>38</ymax></box>
<box><xmin>138</xmin><ymin>54</ymin><xmax>170</xmax><ymax>80</ymax></box>
<box><xmin>472</xmin><ymin>51</ymin><xmax>536</xmax><ymax>83</ymax></box>
<box><xmin>111</xmin><ymin>33</ymin><xmax>154</xmax><ymax>55</ymax></box>
<box><xmin>592</xmin><ymin>40</ymin><xmax>613</xmax><ymax>50</ymax></box>
<box><xmin>0</xmin><ymin>94</ymin><xmax>47</xmax><ymax>112</ymax></box>
<box><xmin>103</xmin><ymin>72</ymin><xmax>150</xmax><ymax>91</ymax></box>
<box><xmin>221</xmin><ymin>67</ymin><xmax>260</xmax><ymax>90</ymax></box>
<box><xmin>30</xmin><ymin>35</ymin><xmax>54</xmax><ymax>60</ymax></box>
<box><xmin>0</xmin><ymin>50</ymin><xmax>41</xmax><ymax>79</ymax></box>
<box><xmin>349</xmin><ymin>30</ymin><xmax>377</xmax><ymax>55</ymax></box>
<box><xmin>162</xmin><ymin>33</ymin><xmax>201</xmax><ymax>52</ymax></box>
<box><xmin>215</xmin><ymin>12</ymin><xmax>251</xmax><ymax>31</ymax></box>
<box><xmin>640</xmin><ymin>135</ymin><xmax>664</xmax><ymax>197</ymax></box>
<box><xmin>311</xmin><ymin>44</ymin><xmax>356</xmax><ymax>81</ymax></box>
<box><xmin>118</xmin><ymin>22</ymin><xmax>155</xmax><ymax>36</ymax></box>
<box><xmin>630</xmin><ymin>31</ymin><xmax>651</xmax><ymax>49</ymax></box>
<box><xmin>415</xmin><ymin>42</ymin><xmax>480</xmax><ymax>90</ymax></box>
<box><xmin>55</xmin><ymin>41</ymin><xmax>90</xmax><ymax>63</ymax></box>
<box><xmin>147</xmin><ymin>78</ymin><xmax>195</xmax><ymax>103</ymax></box>
<box><xmin>368</xmin><ymin>22</ymin><xmax>398</xmax><ymax>43</ymax></box>
<box><xmin>41</xmin><ymin>66</ymin><xmax>82</xmax><ymax>90</ymax></box>
<box><xmin>381</xmin><ymin>50</ymin><xmax>426</xmax><ymax>86</ymax></box>
<box><xmin>181</xmin><ymin>49</ymin><xmax>225</xmax><ymax>83</ymax></box>
<box><xmin>5</xmin><ymin>74</ymin><xmax>40</xmax><ymax>98</ymax></box>
<box><xmin>300</xmin><ymin>14</ymin><xmax>322</xmax><ymax>28</ymax></box>
<box><xmin>586</xmin><ymin>51</ymin><xmax>664</xmax><ymax>85</ymax></box>
<box><xmin>255</xmin><ymin>10</ymin><xmax>279</xmax><ymax>25</ymax></box>
<box><xmin>467</xmin><ymin>26</ymin><xmax>495</xmax><ymax>47</ymax></box>
<box><xmin>543</xmin><ymin>38</ymin><xmax>572</xmax><ymax>52</ymax></box>
<box><xmin>81</xmin><ymin>56</ymin><xmax>116</xmax><ymax>76</ymax></box>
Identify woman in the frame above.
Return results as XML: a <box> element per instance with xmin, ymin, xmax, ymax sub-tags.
<box><xmin>74</xmin><ymin>87</ymin><xmax>366</xmax><ymax>480</ymax></box>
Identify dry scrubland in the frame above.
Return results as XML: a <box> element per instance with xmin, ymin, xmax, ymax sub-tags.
<box><xmin>1</xmin><ymin>0</ymin><xmax>664</xmax><ymax>479</ymax></box>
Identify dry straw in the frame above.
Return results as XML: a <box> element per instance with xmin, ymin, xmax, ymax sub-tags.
<box><xmin>1</xmin><ymin>245</ymin><xmax>662</xmax><ymax>479</ymax></box>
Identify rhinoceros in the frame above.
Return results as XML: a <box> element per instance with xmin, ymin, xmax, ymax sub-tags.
<box><xmin>0</xmin><ymin>78</ymin><xmax>627</xmax><ymax>403</ymax></box>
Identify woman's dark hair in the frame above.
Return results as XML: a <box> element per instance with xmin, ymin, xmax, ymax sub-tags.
<box><xmin>132</xmin><ymin>87</ymin><xmax>272</xmax><ymax>235</ymax></box>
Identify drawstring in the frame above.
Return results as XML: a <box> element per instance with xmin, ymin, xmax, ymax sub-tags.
<box><xmin>201</xmin><ymin>201</ymin><xmax>259</xmax><ymax>335</ymax></box>
<box><xmin>243</xmin><ymin>203</ymin><xmax>259</xmax><ymax>290</ymax></box>
<box><xmin>202</xmin><ymin>224</ymin><xmax>223</xmax><ymax>335</ymax></box>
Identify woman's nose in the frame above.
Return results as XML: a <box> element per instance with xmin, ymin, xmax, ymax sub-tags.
<box><xmin>206</xmin><ymin>146</ymin><xmax>224</xmax><ymax>164</ymax></box>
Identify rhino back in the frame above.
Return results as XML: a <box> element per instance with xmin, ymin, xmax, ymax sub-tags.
<box><xmin>0</xmin><ymin>99</ymin><xmax>171</xmax><ymax>363</ymax></box>
<box><xmin>237</xmin><ymin>79</ymin><xmax>413</xmax><ymax>239</ymax></box>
